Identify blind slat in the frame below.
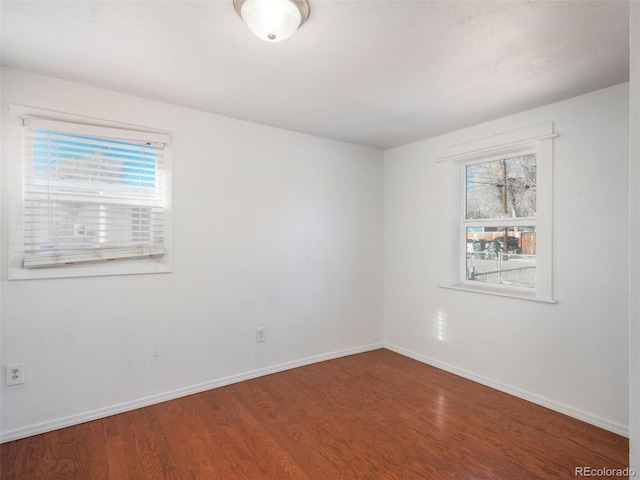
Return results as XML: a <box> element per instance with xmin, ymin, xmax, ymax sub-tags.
<box><xmin>23</xmin><ymin>246</ymin><xmax>165</xmax><ymax>268</ymax></box>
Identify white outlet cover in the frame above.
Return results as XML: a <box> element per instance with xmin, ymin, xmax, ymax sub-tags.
<box><xmin>5</xmin><ymin>363</ymin><xmax>24</xmax><ymax>386</ymax></box>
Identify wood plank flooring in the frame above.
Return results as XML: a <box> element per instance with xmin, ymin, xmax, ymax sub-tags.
<box><xmin>0</xmin><ymin>349</ymin><xmax>629</xmax><ymax>479</ymax></box>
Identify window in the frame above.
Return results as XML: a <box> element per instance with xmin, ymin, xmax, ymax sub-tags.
<box><xmin>8</xmin><ymin>107</ymin><xmax>172</xmax><ymax>279</ymax></box>
<box><xmin>438</xmin><ymin>122</ymin><xmax>555</xmax><ymax>303</ymax></box>
<box><xmin>464</xmin><ymin>153</ymin><xmax>537</xmax><ymax>289</ymax></box>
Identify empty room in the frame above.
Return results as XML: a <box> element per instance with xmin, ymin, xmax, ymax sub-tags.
<box><xmin>1</xmin><ymin>0</ymin><xmax>639</xmax><ymax>478</ymax></box>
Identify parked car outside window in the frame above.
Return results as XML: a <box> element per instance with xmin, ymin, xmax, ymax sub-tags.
<box><xmin>494</xmin><ymin>236</ymin><xmax>521</xmax><ymax>253</ymax></box>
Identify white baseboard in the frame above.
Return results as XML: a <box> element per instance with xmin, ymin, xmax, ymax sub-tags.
<box><xmin>0</xmin><ymin>342</ymin><xmax>383</xmax><ymax>444</ymax></box>
<box><xmin>384</xmin><ymin>343</ymin><xmax>629</xmax><ymax>438</ymax></box>
<box><xmin>3</xmin><ymin>342</ymin><xmax>627</xmax><ymax>442</ymax></box>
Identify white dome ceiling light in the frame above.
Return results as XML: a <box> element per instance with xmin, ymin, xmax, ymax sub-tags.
<box><xmin>233</xmin><ymin>0</ymin><xmax>310</xmax><ymax>42</ymax></box>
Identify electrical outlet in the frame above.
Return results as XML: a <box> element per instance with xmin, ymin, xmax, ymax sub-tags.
<box><xmin>5</xmin><ymin>363</ymin><xmax>24</xmax><ymax>386</ymax></box>
<box><xmin>256</xmin><ymin>327</ymin><xmax>266</xmax><ymax>343</ymax></box>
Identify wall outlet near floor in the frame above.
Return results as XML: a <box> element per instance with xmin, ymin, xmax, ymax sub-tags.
<box><xmin>256</xmin><ymin>327</ymin><xmax>266</xmax><ymax>343</ymax></box>
<box><xmin>5</xmin><ymin>363</ymin><xmax>25</xmax><ymax>386</ymax></box>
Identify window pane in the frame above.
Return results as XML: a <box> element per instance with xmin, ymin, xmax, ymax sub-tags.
<box><xmin>466</xmin><ymin>227</ymin><xmax>536</xmax><ymax>288</ymax></box>
<box><xmin>31</xmin><ymin>129</ymin><xmax>160</xmax><ymax>196</ymax></box>
<box><xmin>465</xmin><ymin>154</ymin><xmax>536</xmax><ymax>220</ymax></box>
<box><xmin>23</xmin><ymin>119</ymin><xmax>168</xmax><ymax>270</ymax></box>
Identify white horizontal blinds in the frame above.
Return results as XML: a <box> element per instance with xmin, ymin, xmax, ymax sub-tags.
<box><xmin>23</xmin><ymin>117</ymin><xmax>169</xmax><ymax>268</ymax></box>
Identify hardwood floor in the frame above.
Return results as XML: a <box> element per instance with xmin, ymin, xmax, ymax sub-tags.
<box><xmin>0</xmin><ymin>349</ymin><xmax>629</xmax><ymax>479</ymax></box>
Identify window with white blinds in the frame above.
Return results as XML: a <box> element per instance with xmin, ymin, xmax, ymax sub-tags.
<box><xmin>22</xmin><ymin>117</ymin><xmax>170</xmax><ymax>269</ymax></box>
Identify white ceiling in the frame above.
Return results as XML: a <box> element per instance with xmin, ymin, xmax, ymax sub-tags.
<box><xmin>0</xmin><ymin>0</ymin><xmax>630</xmax><ymax>149</ymax></box>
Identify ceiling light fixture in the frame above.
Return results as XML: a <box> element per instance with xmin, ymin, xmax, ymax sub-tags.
<box><xmin>233</xmin><ymin>0</ymin><xmax>310</xmax><ymax>42</ymax></box>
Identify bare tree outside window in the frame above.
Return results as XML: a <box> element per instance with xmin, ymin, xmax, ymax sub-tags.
<box><xmin>466</xmin><ymin>154</ymin><xmax>536</xmax><ymax>220</ymax></box>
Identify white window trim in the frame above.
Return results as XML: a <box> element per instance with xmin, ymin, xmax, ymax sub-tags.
<box><xmin>437</xmin><ymin>122</ymin><xmax>556</xmax><ymax>303</ymax></box>
<box><xmin>7</xmin><ymin>105</ymin><xmax>173</xmax><ymax>280</ymax></box>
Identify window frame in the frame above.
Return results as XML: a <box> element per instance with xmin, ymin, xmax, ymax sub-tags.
<box><xmin>438</xmin><ymin>122</ymin><xmax>556</xmax><ymax>303</ymax></box>
<box><xmin>462</xmin><ymin>149</ymin><xmax>537</xmax><ymax>293</ymax></box>
<box><xmin>7</xmin><ymin>105</ymin><xmax>173</xmax><ymax>280</ymax></box>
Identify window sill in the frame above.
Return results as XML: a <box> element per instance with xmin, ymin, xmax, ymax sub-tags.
<box><xmin>438</xmin><ymin>283</ymin><xmax>557</xmax><ymax>304</ymax></box>
<box><xmin>8</xmin><ymin>257</ymin><xmax>171</xmax><ymax>281</ymax></box>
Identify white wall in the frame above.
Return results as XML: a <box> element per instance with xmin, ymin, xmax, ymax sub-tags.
<box><xmin>0</xmin><ymin>68</ymin><xmax>385</xmax><ymax>441</ymax></box>
<box><xmin>0</xmin><ymin>67</ymin><xmax>632</xmax><ymax>443</ymax></box>
<box><xmin>629</xmin><ymin>0</ymin><xmax>640</xmax><ymax>467</ymax></box>
<box><xmin>384</xmin><ymin>83</ymin><xmax>630</xmax><ymax>434</ymax></box>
